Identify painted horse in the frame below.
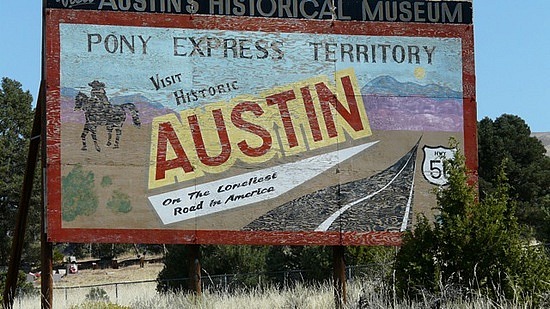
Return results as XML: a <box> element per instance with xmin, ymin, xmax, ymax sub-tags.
<box><xmin>74</xmin><ymin>81</ymin><xmax>141</xmax><ymax>151</ymax></box>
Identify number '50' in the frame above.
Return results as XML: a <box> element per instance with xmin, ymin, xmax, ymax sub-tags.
<box><xmin>429</xmin><ymin>159</ymin><xmax>448</xmax><ymax>179</ymax></box>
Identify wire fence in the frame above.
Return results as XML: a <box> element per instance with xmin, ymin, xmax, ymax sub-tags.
<box><xmin>198</xmin><ymin>263</ymin><xmax>392</xmax><ymax>292</ymax></box>
<box><xmin>12</xmin><ymin>263</ymin><xmax>393</xmax><ymax>308</ymax></box>
<box><xmin>54</xmin><ymin>279</ymin><xmax>158</xmax><ymax>302</ymax></box>
<box><xmin>30</xmin><ymin>279</ymin><xmax>158</xmax><ymax>309</ymax></box>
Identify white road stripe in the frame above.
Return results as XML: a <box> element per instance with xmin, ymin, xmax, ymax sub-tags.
<box><xmin>314</xmin><ymin>150</ymin><xmax>415</xmax><ymax>232</ymax></box>
<box><xmin>400</xmin><ymin>159</ymin><xmax>417</xmax><ymax>232</ymax></box>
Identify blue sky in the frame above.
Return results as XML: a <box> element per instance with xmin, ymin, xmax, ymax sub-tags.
<box><xmin>1</xmin><ymin>1</ymin><xmax>548</xmax><ymax>132</ymax></box>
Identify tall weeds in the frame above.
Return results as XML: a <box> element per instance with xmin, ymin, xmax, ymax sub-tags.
<box><xmin>14</xmin><ymin>277</ymin><xmax>549</xmax><ymax>308</ymax></box>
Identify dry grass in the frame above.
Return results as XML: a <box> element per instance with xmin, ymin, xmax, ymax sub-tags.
<box><xmin>15</xmin><ymin>276</ymin><xmax>541</xmax><ymax>309</ymax></box>
<box><xmin>14</xmin><ymin>264</ymin><xmax>544</xmax><ymax>308</ymax></box>
<box><xmin>16</xmin><ymin>262</ymin><xmax>164</xmax><ymax>308</ymax></box>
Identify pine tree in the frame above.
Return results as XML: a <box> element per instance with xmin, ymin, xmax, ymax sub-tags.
<box><xmin>0</xmin><ymin>77</ymin><xmax>40</xmax><ymax>267</ymax></box>
<box><xmin>478</xmin><ymin>114</ymin><xmax>550</xmax><ymax>242</ymax></box>
<box><xmin>395</xmin><ymin>141</ymin><xmax>550</xmax><ymax>303</ymax></box>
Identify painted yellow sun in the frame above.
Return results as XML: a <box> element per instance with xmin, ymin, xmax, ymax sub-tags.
<box><xmin>414</xmin><ymin>67</ymin><xmax>426</xmax><ymax>80</ymax></box>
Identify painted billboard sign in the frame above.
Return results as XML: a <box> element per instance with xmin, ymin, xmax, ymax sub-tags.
<box><xmin>45</xmin><ymin>0</ymin><xmax>476</xmax><ymax>245</ymax></box>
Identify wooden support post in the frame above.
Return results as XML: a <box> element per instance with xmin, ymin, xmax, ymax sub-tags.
<box><xmin>2</xmin><ymin>84</ymin><xmax>43</xmax><ymax>309</ymax></box>
<box><xmin>40</xmin><ymin>227</ymin><xmax>53</xmax><ymax>309</ymax></box>
<box><xmin>40</xmin><ymin>3</ymin><xmax>53</xmax><ymax>308</ymax></box>
<box><xmin>187</xmin><ymin>244</ymin><xmax>202</xmax><ymax>296</ymax></box>
<box><xmin>333</xmin><ymin>245</ymin><xmax>347</xmax><ymax>309</ymax></box>
<box><xmin>40</xmin><ymin>135</ymin><xmax>53</xmax><ymax>309</ymax></box>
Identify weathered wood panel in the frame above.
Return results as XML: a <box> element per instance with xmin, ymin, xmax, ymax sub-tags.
<box><xmin>44</xmin><ymin>1</ymin><xmax>476</xmax><ymax>246</ymax></box>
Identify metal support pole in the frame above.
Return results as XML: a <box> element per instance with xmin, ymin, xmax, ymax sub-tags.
<box><xmin>333</xmin><ymin>245</ymin><xmax>347</xmax><ymax>309</ymax></box>
<box><xmin>2</xmin><ymin>83</ymin><xmax>43</xmax><ymax>309</ymax></box>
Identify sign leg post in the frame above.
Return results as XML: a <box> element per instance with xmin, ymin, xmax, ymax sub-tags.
<box><xmin>40</xmin><ymin>231</ymin><xmax>53</xmax><ymax>309</ymax></box>
<box><xmin>187</xmin><ymin>244</ymin><xmax>202</xmax><ymax>297</ymax></box>
<box><xmin>333</xmin><ymin>245</ymin><xmax>347</xmax><ymax>309</ymax></box>
<box><xmin>1</xmin><ymin>83</ymin><xmax>43</xmax><ymax>309</ymax></box>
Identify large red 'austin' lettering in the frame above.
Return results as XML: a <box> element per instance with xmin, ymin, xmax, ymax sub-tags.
<box><xmin>155</xmin><ymin>121</ymin><xmax>194</xmax><ymax>181</ymax></box>
<box><xmin>266</xmin><ymin>90</ymin><xmax>298</xmax><ymax>148</ymax></box>
<box><xmin>315</xmin><ymin>76</ymin><xmax>364</xmax><ymax>138</ymax></box>
<box><xmin>300</xmin><ymin>86</ymin><xmax>323</xmax><ymax>142</ymax></box>
<box><xmin>231</xmin><ymin>101</ymin><xmax>272</xmax><ymax>157</ymax></box>
<box><xmin>188</xmin><ymin>109</ymin><xmax>231</xmax><ymax>167</ymax></box>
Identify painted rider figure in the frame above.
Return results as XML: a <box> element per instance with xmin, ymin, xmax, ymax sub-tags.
<box><xmin>89</xmin><ymin>80</ymin><xmax>110</xmax><ymax>104</ymax></box>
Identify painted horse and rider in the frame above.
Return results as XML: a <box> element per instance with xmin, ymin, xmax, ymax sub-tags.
<box><xmin>75</xmin><ymin>81</ymin><xmax>141</xmax><ymax>151</ymax></box>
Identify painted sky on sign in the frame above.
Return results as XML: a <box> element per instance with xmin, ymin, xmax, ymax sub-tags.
<box><xmin>59</xmin><ymin>23</ymin><xmax>462</xmax><ymax>111</ymax></box>
<box><xmin>0</xmin><ymin>1</ymin><xmax>549</xmax><ymax>132</ymax></box>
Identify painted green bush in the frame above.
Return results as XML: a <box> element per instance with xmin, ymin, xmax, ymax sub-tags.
<box><xmin>101</xmin><ymin>175</ymin><xmax>113</xmax><ymax>187</ymax></box>
<box><xmin>62</xmin><ymin>165</ymin><xmax>98</xmax><ymax>222</ymax></box>
<box><xmin>107</xmin><ymin>190</ymin><xmax>132</xmax><ymax>214</ymax></box>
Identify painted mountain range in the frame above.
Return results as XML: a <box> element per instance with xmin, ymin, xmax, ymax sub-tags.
<box><xmin>60</xmin><ymin>87</ymin><xmax>173</xmax><ymax>124</ymax></box>
<box><xmin>362</xmin><ymin>76</ymin><xmax>463</xmax><ymax>132</ymax></box>
<box><xmin>61</xmin><ymin>75</ymin><xmax>463</xmax><ymax>132</ymax></box>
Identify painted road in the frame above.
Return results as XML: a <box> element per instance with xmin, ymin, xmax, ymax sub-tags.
<box><xmin>243</xmin><ymin>142</ymin><xmax>419</xmax><ymax>232</ymax></box>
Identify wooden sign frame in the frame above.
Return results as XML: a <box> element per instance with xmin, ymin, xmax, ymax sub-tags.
<box><xmin>45</xmin><ymin>5</ymin><xmax>476</xmax><ymax>246</ymax></box>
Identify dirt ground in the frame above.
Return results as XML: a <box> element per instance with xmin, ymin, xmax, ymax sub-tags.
<box><xmin>48</xmin><ymin>262</ymin><xmax>164</xmax><ymax>287</ymax></box>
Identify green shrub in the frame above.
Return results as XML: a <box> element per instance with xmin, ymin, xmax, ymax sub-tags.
<box><xmin>85</xmin><ymin>287</ymin><xmax>109</xmax><ymax>302</ymax></box>
<box><xmin>157</xmin><ymin>245</ymin><xmax>270</xmax><ymax>293</ymax></box>
<box><xmin>62</xmin><ymin>165</ymin><xmax>98</xmax><ymax>222</ymax></box>
<box><xmin>101</xmin><ymin>176</ymin><xmax>113</xmax><ymax>187</ymax></box>
<box><xmin>107</xmin><ymin>190</ymin><xmax>132</xmax><ymax>213</ymax></box>
<box><xmin>395</xmin><ymin>142</ymin><xmax>550</xmax><ymax>303</ymax></box>
<box><xmin>0</xmin><ymin>270</ymin><xmax>37</xmax><ymax>302</ymax></box>
<box><xmin>70</xmin><ymin>301</ymin><xmax>130</xmax><ymax>309</ymax></box>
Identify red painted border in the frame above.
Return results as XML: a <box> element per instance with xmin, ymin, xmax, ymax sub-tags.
<box><xmin>45</xmin><ymin>9</ymin><xmax>476</xmax><ymax>246</ymax></box>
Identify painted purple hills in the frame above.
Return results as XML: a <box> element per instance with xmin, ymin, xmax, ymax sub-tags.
<box><xmin>61</xmin><ymin>76</ymin><xmax>463</xmax><ymax>132</ymax></box>
<box><xmin>60</xmin><ymin>87</ymin><xmax>173</xmax><ymax>124</ymax></box>
<box><xmin>362</xmin><ymin>76</ymin><xmax>463</xmax><ymax>132</ymax></box>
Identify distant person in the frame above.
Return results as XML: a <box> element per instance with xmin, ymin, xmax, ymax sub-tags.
<box><xmin>140</xmin><ymin>251</ymin><xmax>146</xmax><ymax>268</ymax></box>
